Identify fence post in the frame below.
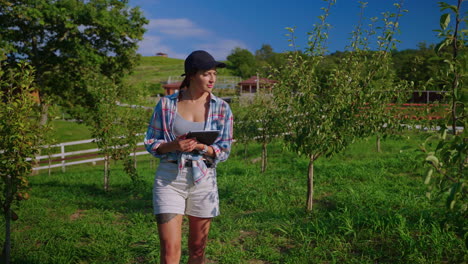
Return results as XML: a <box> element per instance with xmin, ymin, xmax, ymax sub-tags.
<box><xmin>61</xmin><ymin>143</ymin><xmax>66</xmax><ymax>172</ymax></box>
<box><xmin>134</xmin><ymin>150</ymin><xmax>137</xmax><ymax>169</ymax></box>
<box><xmin>48</xmin><ymin>145</ymin><xmax>52</xmax><ymax>176</ymax></box>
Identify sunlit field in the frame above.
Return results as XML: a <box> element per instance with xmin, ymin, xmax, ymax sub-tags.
<box><xmin>1</xmin><ymin>1</ymin><xmax>467</xmax><ymax>263</ymax></box>
<box><xmin>3</xmin><ymin>133</ymin><xmax>466</xmax><ymax>264</ymax></box>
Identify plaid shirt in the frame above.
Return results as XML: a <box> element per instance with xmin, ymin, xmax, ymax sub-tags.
<box><xmin>144</xmin><ymin>92</ymin><xmax>234</xmax><ymax>183</ymax></box>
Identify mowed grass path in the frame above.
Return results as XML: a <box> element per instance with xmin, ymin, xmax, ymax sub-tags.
<box><xmin>3</xmin><ymin>134</ymin><xmax>466</xmax><ymax>263</ymax></box>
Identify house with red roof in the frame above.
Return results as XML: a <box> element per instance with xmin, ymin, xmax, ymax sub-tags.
<box><xmin>238</xmin><ymin>76</ymin><xmax>276</xmax><ymax>94</ymax></box>
<box><xmin>162</xmin><ymin>81</ymin><xmax>182</xmax><ymax>95</ymax></box>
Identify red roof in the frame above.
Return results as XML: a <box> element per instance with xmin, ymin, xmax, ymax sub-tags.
<box><xmin>238</xmin><ymin>76</ymin><xmax>276</xmax><ymax>85</ymax></box>
<box><xmin>163</xmin><ymin>81</ymin><xmax>182</xmax><ymax>89</ymax></box>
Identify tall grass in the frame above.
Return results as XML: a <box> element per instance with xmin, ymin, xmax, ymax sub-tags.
<box><xmin>2</xmin><ymin>133</ymin><xmax>466</xmax><ymax>263</ymax></box>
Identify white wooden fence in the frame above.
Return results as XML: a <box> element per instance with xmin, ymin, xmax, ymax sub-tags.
<box><xmin>33</xmin><ymin>138</ymin><xmax>149</xmax><ymax>172</ymax></box>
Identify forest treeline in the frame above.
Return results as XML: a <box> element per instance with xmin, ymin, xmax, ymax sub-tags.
<box><xmin>226</xmin><ymin>42</ymin><xmax>452</xmax><ymax>91</ymax></box>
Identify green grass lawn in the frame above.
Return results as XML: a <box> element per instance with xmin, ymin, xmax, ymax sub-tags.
<box><xmin>3</xmin><ymin>134</ymin><xmax>466</xmax><ymax>263</ymax></box>
<box><xmin>51</xmin><ymin>120</ymin><xmax>92</xmax><ymax>143</ymax></box>
<box><xmin>44</xmin><ymin>120</ymin><xmax>97</xmax><ymax>155</ymax></box>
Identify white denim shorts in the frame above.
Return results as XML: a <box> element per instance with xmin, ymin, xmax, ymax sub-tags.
<box><xmin>153</xmin><ymin>161</ymin><xmax>219</xmax><ymax>218</ymax></box>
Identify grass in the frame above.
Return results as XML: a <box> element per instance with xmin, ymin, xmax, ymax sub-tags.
<box><xmin>3</xmin><ymin>133</ymin><xmax>466</xmax><ymax>263</ymax></box>
<box><xmin>124</xmin><ymin>56</ymin><xmax>184</xmax><ymax>96</ymax></box>
<box><xmin>50</xmin><ymin>120</ymin><xmax>92</xmax><ymax>143</ymax></box>
<box><xmin>43</xmin><ymin>120</ymin><xmax>97</xmax><ymax>156</ymax></box>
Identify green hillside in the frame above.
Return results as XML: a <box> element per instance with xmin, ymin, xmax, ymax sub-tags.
<box><xmin>124</xmin><ymin>56</ymin><xmax>236</xmax><ymax>97</ymax></box>
<box><xmin>124</xmin><ymin>56</ymin><xmax>184</xmax><ymax>96</ymax></box>
<box><xmin>126</xmin><ymin>56</ymin><xmax>183</xmax><ymax>85</ymax></box>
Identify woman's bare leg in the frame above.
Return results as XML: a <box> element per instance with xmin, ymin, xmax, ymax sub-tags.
<box><xmin>157</xmin><ymin>214</ymin><xmax>183</xmax><ymax>264</ymax></box>
<box><xmin>187</xmin><ymin>215</ymin><xmax>212</xmax><ymax>264</ymax></box>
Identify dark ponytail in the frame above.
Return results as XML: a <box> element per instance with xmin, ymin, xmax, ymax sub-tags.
<box><xmin>180</xmin><ymin>76</ymin><xmax>190</xmax><ymax>89</ymax></box>
<box><xmin>179</xmin><ymin>69</ymin><xmax>197</xmax><ymax>90</ymax></box>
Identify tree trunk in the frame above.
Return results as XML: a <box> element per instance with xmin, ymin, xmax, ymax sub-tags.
<box><xmin>3</xmin><ymin>181</ymin><xmax>12</xmax><ymax>264</ymax></box>
<box><xmin>244</xmin><ymin>143</ymin><xmax>248</xmax><ymax>159</ymax></box>
<box><xmin>3</xmin><ymin>209</ymin><xmax>11</xmax><ymax>264</ymax></box>
<box><xmin>376</xmin><ymin>135</ymin><xmax>381</xmax><ymax>153</ymax></box>
<box><xmin>104</xmin><ymin>155</ymin><xmax>110</xmax><ymax>191</ymax></box>
<box><xmin>48</xmin><ymin>155</ymin><xmax>51</xmax><ymax>176</ymax></box>
<box><xmin>451</xmin><ymin>76</ymin><xmax>459</xmax><ymax>136</ymax></box>
<box><xmin>261</xmin><ymin>142</ymin><xmax>267</xmax><ymax>173</ymax></box>
<box><xmin>40</xmin><ymin>103</ymin><xmax>49</xmax><ymax>126</ymax></box>
<box><xmin>48</xmin><ymin>145</ymin><xmax>52</xmax><ymax>176</ymax></box>
<box><xmin>307</xmin><ymin>154</ymin><xmax>315</xmax><ymax>211</ymax></box>
<box><xmin>133</xmin><ymin>149</ymin><xmax>137</xmax><ymax>169</ymax></box>
<box><xmin>450</xmin><ymin>0</ymin><xmax>462</xmax><ymax>135</ymax></box>
<box><xmin>31</xmin><ymin>103</ymin><xmax>50</xmax><ymax>176</ymax></box>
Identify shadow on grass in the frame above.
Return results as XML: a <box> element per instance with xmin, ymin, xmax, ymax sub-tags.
<box><xmin>6</xmin><ymin>258</ymin><xmax>42</xmax><ymax>264</ymax></box>
<box><xmin>31</xmin><ymin>179</ymin><xmax>154</xmax><ymax>215</ymax></box>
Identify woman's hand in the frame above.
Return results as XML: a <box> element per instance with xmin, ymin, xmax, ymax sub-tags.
<box><xmin>155</xmin><ymin>135</ymin><xmax>199</xmax><ymax>154</ymax></box>
<box><xmin>174</xmin><ymin>136</ymin><xmax>198</xmax><ymax>152</ymax></box>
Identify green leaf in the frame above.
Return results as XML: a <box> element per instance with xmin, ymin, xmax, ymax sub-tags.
<box><xmin>424</xmin><ymin>168</ymin><xmax>433</xmax><ymax>184</ymax></box>
<box><xmin>448</xmin><ymin>199</ymin><xmax>456</xmax><ymax>210</ymax></box>
<box><xmin>426</xmin><ymin>155</ymin><xmax>439</xmax><ymax>167</ymax></box>
<box><xmin>440</xmin><ymin>13</ymin><xmax>450</xmax><ymax>30</ymax></box>
<box><xmin>425</xmin><ymin>191</ymin><xmax>431</xmax><ymax>199</ymax></box>
<box><xmin>446</xmin><ymin>182</ymin><xmax>462</xmax><ymax>210</ymax></box>
<box><xmin>438</xmin><ymin>2</ymin><xmax>458</xmax><ymax>14</ymax></box>
<box><xmin>441</xmin><ymin>128</ymin><xmax>447</xmax><ymax>140</ymax></box>
<box><xmin>435</xmin><ymin>38</ymin><xmax>452</xmax><ymax>54</ymax></box>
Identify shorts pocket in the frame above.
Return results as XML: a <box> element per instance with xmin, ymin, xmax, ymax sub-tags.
<box><xmin>155</xmin><ymin>162</ymin><xmax>178</xmax><ymax>183</ymax></box>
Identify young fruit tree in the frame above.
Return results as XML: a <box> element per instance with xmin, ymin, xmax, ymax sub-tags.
<box><xmin>0</xmin><ymin>61</ymin><xmax>43</xmax><ymax>264</ymax></box>
<box><xmin>273</xmin><ymin>0</ymin><xmax>407</xmax><ymax>211</ymax></box>
<box><xmin>119</xmin><ymin>106</ymin><xmax>149</xmax><ymax>194</ymax></box>
<box><xmin>246</xmin><ymin>87</ymin><xmax>282</xmax><ymax>173</ymax></box>
<box><xmin>420</xmin><ymin>0</ymin><xmax>466</xmax><ymax>216</ymax></box>
<box><xmin>231</xmin><ymin>98</ymin><xmax>259</xmax><ymax>158</ymax></box>
<box><xmin>86</xmin><ymin>74</ymin><xmax>123</xmax><ymax>192</ymax></box>
<box><xmin>345</xmin><ymin>2</ymin><xmax>411</xmax><ymax>153</ymax></box>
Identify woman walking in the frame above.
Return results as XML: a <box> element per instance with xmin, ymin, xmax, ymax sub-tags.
<box><xmin>144</xmin><ymin>50</ymin><xmax>234</xmax><ymax>264</ymax></box>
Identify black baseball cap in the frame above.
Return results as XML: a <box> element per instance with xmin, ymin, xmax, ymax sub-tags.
<box><xmin>181</xmin><ymin>50</ymin><xmax>226</xmax><ymax>76</ymax></box>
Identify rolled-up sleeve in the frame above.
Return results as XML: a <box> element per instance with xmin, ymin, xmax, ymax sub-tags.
<box><xmin>211</xmin><ymin>103</ymin><xmax>234</xmax><ymax>164</ymax></box>
<box><xmin>144</xmin><ymin>100</ymin><xmax>167</xmax><ymax>158</ymax></box>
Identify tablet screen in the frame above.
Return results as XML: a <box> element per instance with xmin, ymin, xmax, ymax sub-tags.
<box><xmin>186</xmin><ymin>130</ymin><xmax>220</xmax><ymax>145</ymax></box>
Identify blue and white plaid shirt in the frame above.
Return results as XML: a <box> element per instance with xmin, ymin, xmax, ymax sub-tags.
<box><xmin>144</xmin><ymin>92</ymin><xmax>234</xmax><ymax>183</ymax></box>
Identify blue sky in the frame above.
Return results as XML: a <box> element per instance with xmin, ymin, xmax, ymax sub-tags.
<box><xmin>129</xmin><ymin>0</ymin><xmax>465</xmax><ymax>60</ymax></box>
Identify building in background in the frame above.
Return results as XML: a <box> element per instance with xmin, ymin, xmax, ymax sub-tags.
<box><xmin>162</xmin><ymin>81</ymin><xmax>182</xmax><ymax>95</ymax></box>
<box><xmin>156</xmin><ymin>52</ymin><xmax>168</xmax><ymax>57</ymax></box>
<box><xmin>162</xmin><ymin>76</ymin><xmax>241</xmax><ymax>96</ymax></box>
<box><xmin>238</xmin><ymin>76</ymin><xmax>276</xmax><ymax>94</ymax></box>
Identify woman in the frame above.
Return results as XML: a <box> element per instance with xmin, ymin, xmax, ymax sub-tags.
<box><xmin>144</xmin><ymin>50</ymin><xmax>234</xmax><ymax>264</ymax></box>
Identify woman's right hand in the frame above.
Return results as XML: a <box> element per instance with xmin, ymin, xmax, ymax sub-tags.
<box><xmin>174</xmin><ymin>136</ymin><xmax>198</xmax><ymax>152</ymax></box>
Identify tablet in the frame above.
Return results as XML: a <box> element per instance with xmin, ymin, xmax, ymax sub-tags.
<box><xmin>186</xmin><ymin>130</ymin><xmax>220</xmax><ymax>145</ymax></box>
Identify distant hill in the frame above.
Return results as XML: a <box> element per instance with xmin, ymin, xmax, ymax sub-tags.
<box><xmin>124</xmin><ymin>56</ymin><xmax>184</xmax><ymax>95</ymax></box>
<box><xmin>124</xmin><ymin>56</ymin><xmax>235</xmax><ymax>96</ymax></box>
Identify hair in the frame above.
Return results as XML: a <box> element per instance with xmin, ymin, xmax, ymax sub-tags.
<box><xmin>179</xmin><ymin>70</ymin><xmax>197</xmax><ymax>90</ymax></box>
<box><xmin>179</xmin><ymin>75</ymin><xmax>190</xmax><ymax>90</ymax></box>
